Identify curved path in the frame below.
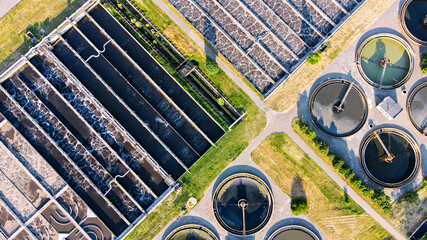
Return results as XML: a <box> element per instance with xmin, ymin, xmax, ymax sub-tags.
<box><xmin>151</xmin><ymin>0</ymin><xmax>406</xmax><ymax>239</ymax></box>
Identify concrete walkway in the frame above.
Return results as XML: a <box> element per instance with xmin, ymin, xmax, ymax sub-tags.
<box><xmin>152</xmin><ymin>0</ymin><xmax>407</xmax><ymax>239</ymax></box>
<box><xmin>0</xmin><ymin>0</ymin><xmax>21</xmax><ymax>19</ymax></box>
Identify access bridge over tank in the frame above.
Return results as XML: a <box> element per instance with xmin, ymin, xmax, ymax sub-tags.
<box><xmin>0</xmin><ymin>1</ymin><xmax>227</xmax><ymax>239</ymax></box>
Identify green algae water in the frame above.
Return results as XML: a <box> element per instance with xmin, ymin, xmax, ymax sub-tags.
<box><xmin>359</xmin><ymin>37</ymin><xmax>411</xmax><ymax>89</ymax></box>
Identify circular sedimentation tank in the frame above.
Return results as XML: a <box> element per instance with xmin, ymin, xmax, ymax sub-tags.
<box><xmin>407</xmin><ymin>82</ymin><xmax>427</xmax><ymax>135</ymax></box>
<box><xmin>268</xmin><ymin>225</ymin><xmax>319</xmax><ymax>240</ymax></box>
<box><xmin>165</xmin><ymin>224</ymin><xmax>218</xmax><ymax>240</ymax></box>
<box><xmin>356</xmin><ymin>34</ymin><xmax>414</xmax><ymax>90</ymax></box>
<box><xmin>309</xmin><ymin>79</ymin><xmax>368</xmax><ymax>137</ymax></box>
<box><xmin>213</xmin><ymin>173</ymin><xmax>273</xmax><ymax>236</ymax></box>
<box><xmin>400</xmin><ymin>0</ymin><xmax>427</xmax><ymax>45</ymax></box>
<box><xmin>360</xmin><ymin>128</ymin><xmax>421</xmax><ymax>188</ymax></box>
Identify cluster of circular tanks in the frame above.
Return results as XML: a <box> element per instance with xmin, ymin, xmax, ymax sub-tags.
<box><xmin>165</xmin><ymin>173</ymin><xmax>320</xmax><ymax>239</ymax></box>
<box><xmin>309</xmin><ymin>0</ymin><xmax>426</xmax><ymax>189</ymax></box>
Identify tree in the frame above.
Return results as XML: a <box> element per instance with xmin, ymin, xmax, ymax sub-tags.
<box><xmin>319</xmin><ymin>144</ymin><xmax>329</xmax><ymax>155</ymax></box>
<box><xmin>299</xmin><ymin>122</ymin><xmax>309</xmax><ymax>133</ymax></box>
<box><xmin>422</xmin><ymin>53</ymin><xmax>427</xmax><ymax>74</ymax></box>
<box><xmin>332</xmin><ymin>158</ymin><xmax>344</xmax><ymax>169</ymax></box>
<box><xmin>217</xmin><ymin>98</ymin><xmax>225</xmax><ymax>106</ymax></box>
<box><xmin>307</xmin><ymin>53</ymin><xmax>321</xmax><ymax>65</ymax></box>
<box><xmin>135</xmin><ymin>21</ymin><xmax>143</xmax><ymax>29</ymax></box>
<box><xmin>206</xmin><ymin>59</ymin><xmax>220</xmax><ymax>75</ymax></box>
<box><xmin>306</xmin><ymin>130</ymin><xmax>316</xmax><ymax>140</ymax></box>
<box><xmin>405</xmin><ymin>191</ymin><xmax>419</xmax><ymax>203</ymax></box>
<box><xmin>291</xmin><ymin>197</ymin><xmax>308</xmax><ymax>215</ymax></box>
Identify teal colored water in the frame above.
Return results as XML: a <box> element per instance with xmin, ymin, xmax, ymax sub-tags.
<box><xmin>364</xmin><ymin>132</ymin><xmax>416</xmax><ymax>184</ymax></box>
<box><xmin>360</xmin><ymin>38</ymin><xmax>410</xmax><ymax>87</ymax></box>
<box><xmin>403</xmin><ymin>0</ymin><xmax>427</xmax><ymax>43</ymax></box>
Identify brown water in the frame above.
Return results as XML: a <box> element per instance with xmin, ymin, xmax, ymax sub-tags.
<box><xmin>271</xmin><ymin>229</ymin><xmax>316</xmax><ymax>240</ymax></box>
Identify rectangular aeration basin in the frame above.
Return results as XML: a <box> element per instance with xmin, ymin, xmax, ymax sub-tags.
<box><xmin>0</xmin><ymin>1</ymin><xmax>226</xmax><ymax>239</ymax></box>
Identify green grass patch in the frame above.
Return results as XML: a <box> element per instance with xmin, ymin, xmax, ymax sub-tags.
<box><xmin>307</xmin><ymin>53</ymin><xmax>321</xmax><ymax>65</ymax></box>
<box><xmin>0</xmin><ymin>0</ymin><xmax>87</xmax><ymax>71</ymax></box>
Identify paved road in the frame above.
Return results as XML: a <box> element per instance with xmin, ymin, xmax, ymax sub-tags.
<box><xmin>0</xmin><ymin>0</ymin><xmax>21</xmax><ymax>19</ymax></box>
<box><xmin>152</xmin><ymin>0</ymin><xmax>407</xmax><ymax>239</ymax></box>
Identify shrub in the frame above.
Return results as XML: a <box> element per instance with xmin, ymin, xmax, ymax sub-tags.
<box><xmin>307</xmin><ymin>53</ymin><xmax>321</xmax><ymax>65</ymax></box>
<box><xmin>306</xmin><ymin>130</ymin><xmax>316</xmax><ymax>140</ymax></box>
<box><xmin>206</xmin><ymin>59</ymin><xmax>220</xmax><ymax>75</ymax></box>
<box><xmin>319</xmin><ymin>144</ymin><xmax>329</xmax><ymax>155</ymax></box>
<box><xmin>345</xmin><ymin>171</ymin><xmax>355</xmax><ymax>180</ymax></box>
<box><xmin>351</xmin><ymin>177</ymin><xmax>362</xmax><ymax>188</ymax></box>
<box><xmin>135</xmin><ymin>21</ymin><xmax>143</xmax><ymax>29</ymax></box>
<box><xmin>405</xmin><ymin>191</ymin><xmax>419</xmax><ymax>203</ymax></box>
<box><xmin>291</xmin><ymin>197</ymin><xmax>308</xmax><ymax>215</ymax></box>
<box><xmin>314</xmin><ymin>139</ymin><xmax>323</xmax><ymax>148</ymax></box>
<box><xmin>422</xmin><ymin>53</ymin><xmax>427</xmax><ymax>74</ymax></box>
<box><xmin>338</xmin><ymin>164</ymin><xmax>350</xmax><ymax>175</ymax></box>
<box><xmin>362</xmin><ymin>187</ymin><xmax>375</xmax><ymax>198</ymax></box>
<box><xmin>299</xmin><ymin>121</ymin><xmax>309</xmax><ymax>133</ymax></box>
<box><xmin>332</xmin><ymin>158</ymin><xmax>345</xmax><ymax>169</ymax></box>
<box><xmin>117</xmin><ymin>3</ymin><xmax>123</xmax><ymax>9</ymax></box>
<box><xmin>217</xmin><ymin>98</ymin><xmax>225</xmax><ymax>106</ymax></box>
<box><xmin>327</xmin><ymin>152</ymin><xmax>335</xmax><ymax>161</ymax></box>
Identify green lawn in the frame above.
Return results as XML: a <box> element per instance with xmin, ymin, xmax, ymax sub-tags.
<box><xmin>0</xmin><ymin>0</ymin><xmax>86</xmax><ymax>72</ymax></box>
<box><xmin>252</xmin><ymin>133</ymin><xmax>393</xmax><ymax>240</ymax></box>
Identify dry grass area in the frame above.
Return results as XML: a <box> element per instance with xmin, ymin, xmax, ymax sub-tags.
<box><xmin>390</xmin><ymin>188</ymin><xmax>427</xmax><ymax>235</ymax></box>
<box><xmin>252</xmin><ymin>133</ymin><xmax>393</xmax><ymax>240</ymax></box>
<box><xmin>0</xmin><ymin>0</ymin><xmax>86</xmax><ymax>72</ymax></box>
<box><xmin>266</xmin><ymin>0</ymin><xmax>396</xmax><ymax>112</ymax></box>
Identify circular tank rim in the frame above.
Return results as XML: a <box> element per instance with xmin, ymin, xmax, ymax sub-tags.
<box><xmin>407</xmin><ymin>81</ymin><xmax>427</xmax><ymax>136</ymax></box>
<box><xmin>355</xmin><ymin>34</ymin><xmax>414</xmax><ymax>90</ymax></box>
<box><xmin>212</xmin><ymin>173</ymin><xmax>274</xmax><ymax>236</ymax></box>
<box><xmin>359</xmin><ymin>128</ymin><xmax>421</xmax><ymax>188</ymax></box>
<box><xmin>309</xmin><ymin>79</ymin><xmax>368</xmax><ymax>138</ymax></box>
<box><xmin>267</xmin><ymin>225</ymin><xmax>320</xmax><ymax>240</ymax></box>
<box><xmin>164</xmin><ymin>224</ymin><xmax>219</xmax><ymax>240</ymax></box>
<box><xmin>399</xmin><ymin>0</ymin><xmax>427</xmax><ymax>46</ymax></box>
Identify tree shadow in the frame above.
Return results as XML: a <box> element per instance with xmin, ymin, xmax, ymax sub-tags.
<box><xmin>291</xmin><ymin>173</ymin><xmax>306</xmax><ymax>200</ymax></box>
<box><xmin>0</xmin><ymin>0</ymin><xmax>85</xmax><ymax>72</ymax></box>
<box><xmin>203</xmin><ymin>18</ymin><xmax>218</xmax><ymax>62</ymax></box>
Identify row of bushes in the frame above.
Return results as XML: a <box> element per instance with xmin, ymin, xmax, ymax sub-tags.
<box><xmin>297</xmin><ymin>120</ymin><xmax>393</xmax><ymax>214</ymax></box>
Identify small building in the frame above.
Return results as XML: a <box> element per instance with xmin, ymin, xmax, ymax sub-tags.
<box><xmin>376</xmin><ymin>96</ymin><xmax>402</xmax><ymax>120</ymax></box>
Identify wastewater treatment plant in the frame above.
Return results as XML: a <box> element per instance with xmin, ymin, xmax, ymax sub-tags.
<box><xmin>0</xmin><ymin>0</ymin><xmax>243</xmax><ymax>238</ymax></box>
<box><xmin>1</xmin><ymin>0</ymin><xmax>427</xmax><ymax>239</ymax></box>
